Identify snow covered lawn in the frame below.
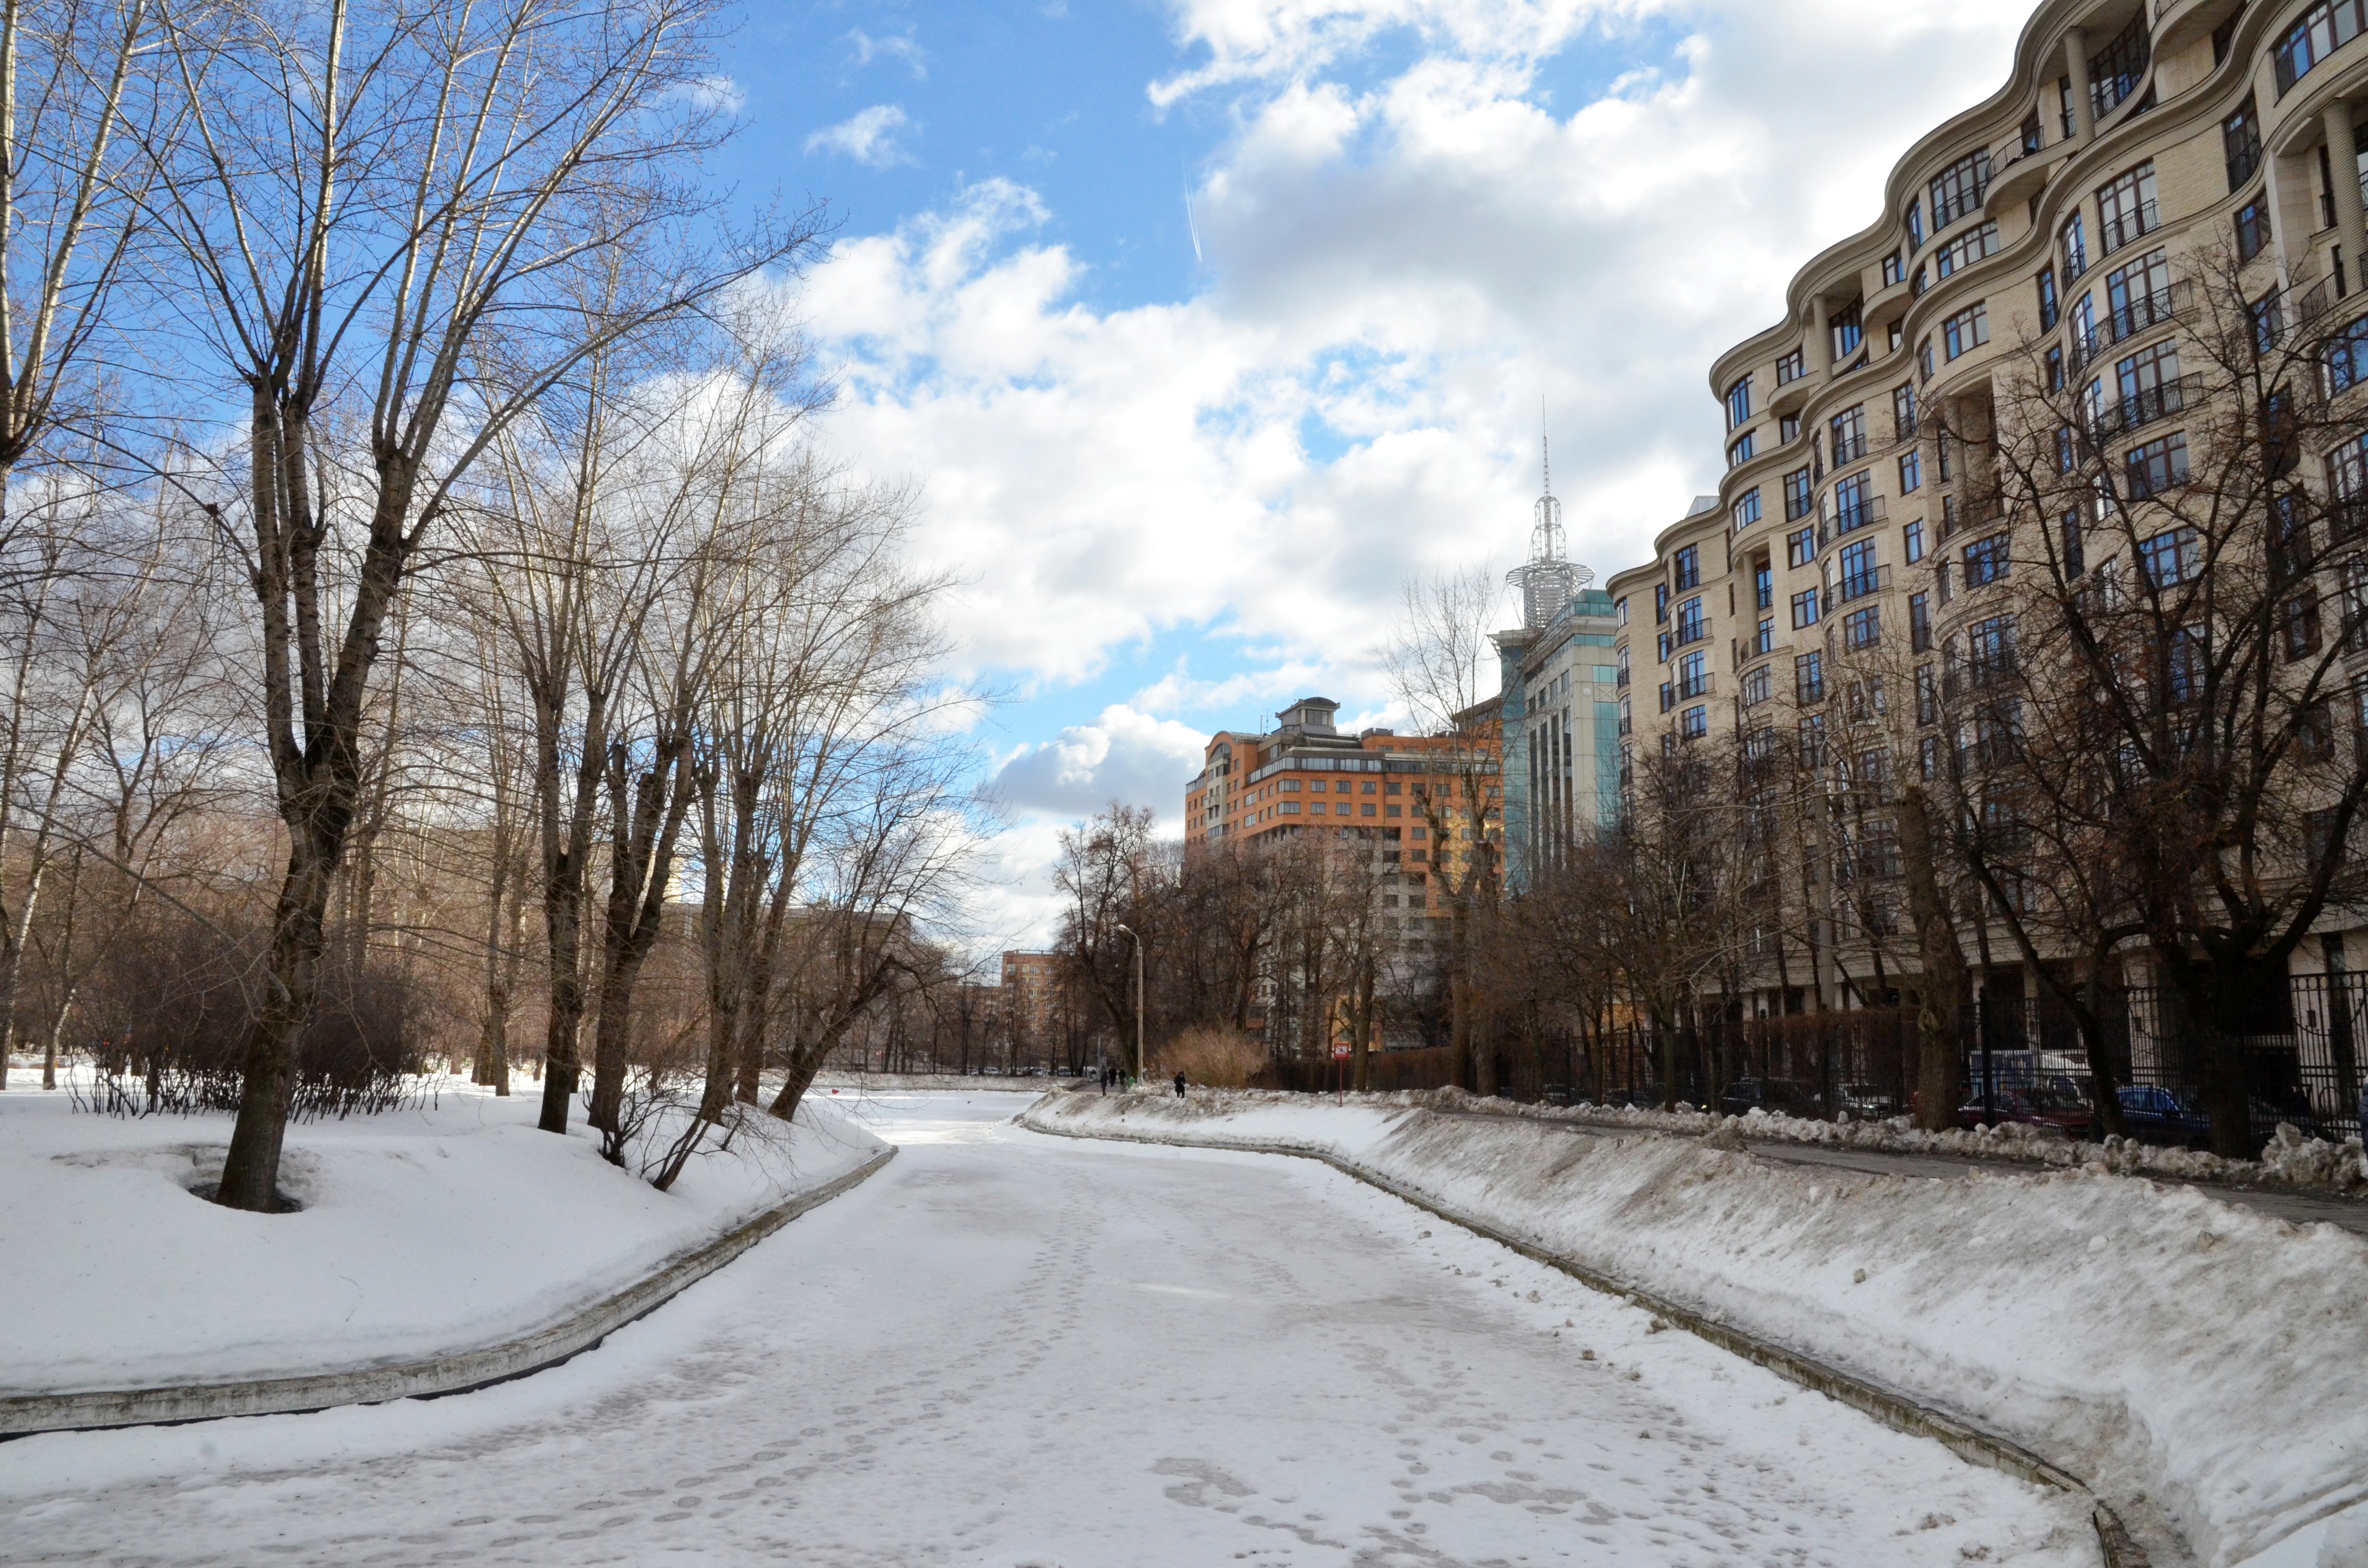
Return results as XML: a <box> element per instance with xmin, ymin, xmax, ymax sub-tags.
<box><xmin>1025</xmin><ymin>1089</ymin><xmax>2368</xmax><ymax>1568</ymax></box>
<box><xmin>0</xmin><ymin>1079</ymin><xmax>884</xmax><ymax>1397</ymax></box>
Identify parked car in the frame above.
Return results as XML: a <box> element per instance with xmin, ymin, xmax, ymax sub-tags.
<box><xmin>1719</xmin><ymin>1078</ymin><xmax>1826</xmax><ymax>1120</ymax></box>
<box><xmin>1540</xmin><ymin>1083</ymin><xmax>1572</xmax><ymax>1106</ymax></box>
<box><xmin>2114</xmin><ymin>1085</ymin><xmax>2211</xmax><ymax>1148</ymax></box>
<box><xmin>1839</xmin><ymin>1082</ymin><xmax>1901</xmax><ymax>1120</ymax></box>
<box><xmin>1959</xmin><ymin>1084</ymin><xmax>2091</xmax><ymax>1139</ymax></box>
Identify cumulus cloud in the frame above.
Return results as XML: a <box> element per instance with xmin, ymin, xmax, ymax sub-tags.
<box><xmin>805</xmin><ymin>104</ymin><xmax>916</xmax><ymax>168</ymax></box>
<box><xmin>985</xmin><ymin>705</ymin><xmax>1211</xmax><ymax>822</ymax></box>
<box><xmin>849</xmin><ymin>27</ymin><xmax>929</xmax><ymax>80</ymax></box>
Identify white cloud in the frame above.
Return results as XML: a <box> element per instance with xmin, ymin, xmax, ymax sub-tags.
<box><xmin>805</xmin><ymin>104</ymin><xmax>916</xmax><ymax>168</ymax></box>
<box><xmin>849</xmin><ymin>27</ymin><xmax>929</xmax><ymax>80</ymax></box>
<box><xmin>984</xmin><ymin>704</ymin><xmax>1211</xmax><ymax>822</ymax></box>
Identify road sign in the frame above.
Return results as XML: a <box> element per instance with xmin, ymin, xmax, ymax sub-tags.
<box><xmin>1332</xmin><ymin>1043</ymin><xmax>1350</xmax><ymax>1059</ymax></box>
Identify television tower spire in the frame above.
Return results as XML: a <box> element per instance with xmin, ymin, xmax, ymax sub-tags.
<box><xmin>1508</xmin><ymin>407</ymin><xmax>1591</xmax><ymax>629</ymax></box>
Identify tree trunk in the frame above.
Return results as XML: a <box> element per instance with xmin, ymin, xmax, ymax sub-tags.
<box><xmin>1898</xmin><ymin>785</ymin><xmax>1967</xmax><ymax>1132</ymax></box>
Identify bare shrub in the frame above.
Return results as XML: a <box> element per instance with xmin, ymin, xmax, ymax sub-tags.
<box><xmin>1159</xmin><ymin>1028</ymin><xmax>1264</xmax><ymax>1088</ymax></box>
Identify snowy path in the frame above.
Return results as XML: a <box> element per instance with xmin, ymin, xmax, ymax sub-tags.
<box><xmin>0</xmin><ymin>1093</ymin><xmax>2093</xmax><ymax>1568</ymax></box>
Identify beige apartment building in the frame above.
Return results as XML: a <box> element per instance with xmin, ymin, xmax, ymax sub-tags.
<box><xmin>1596</xmin><ymin>0</ymin><xmax>2368</xmax><ymax>1018</ymax></box>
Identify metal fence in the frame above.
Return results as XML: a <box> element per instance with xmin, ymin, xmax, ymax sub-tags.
<box><xmin>1261</xmin><ymin>975</ymin><xmax>2368</xmax><ymax>1149</ymax></box>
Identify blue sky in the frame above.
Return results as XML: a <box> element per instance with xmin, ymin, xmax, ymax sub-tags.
<box><xmin>703</xmin><ymin>0</ymin><xmax>2036</xmax><ymax>949</ymax></box>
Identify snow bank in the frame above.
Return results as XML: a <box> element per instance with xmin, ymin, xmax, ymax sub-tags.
<box><xmin>1409</xmin><ymin>1086</ymin><xmax>2368</xmax><ymax>1195</ymax></box>
<box><xmin>0</xmin><ymin>1083</ymin><xmax>884</xmax><ymax>1397</ymax></box>
<box><xmin>1024</xmin><ymin>1089</ymin><xmax>2368</xmax><ymax>1568</ymax></box>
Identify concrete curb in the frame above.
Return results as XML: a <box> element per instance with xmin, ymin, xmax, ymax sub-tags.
<box><xmin>0</xmin><ymin>1146</ymin><xmax>896</xmax><ymax>1439</ymax></box>
<box><xmin>1019</xmin><ymin>1102</ymin><xmax>2148</xmax><ymax>1568</ymax></box>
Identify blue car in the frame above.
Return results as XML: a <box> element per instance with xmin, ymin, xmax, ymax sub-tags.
<box><xmin>2115</xmin><ymin>1085</ymin><xmax>2212</xmax><ymax>1148</ymax></box>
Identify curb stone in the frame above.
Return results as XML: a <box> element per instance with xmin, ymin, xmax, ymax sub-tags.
<box><xmin>0</xmin><ymin>1146</ymin><xmax>896</xmax><ymax>1439</ymax></box>
<box><xmin>1019</xmin><ymin>1100</ymin><xmax>2148</xmax><ymax>1568</ymax></box>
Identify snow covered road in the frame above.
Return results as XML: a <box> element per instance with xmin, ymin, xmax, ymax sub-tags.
<box><xmin>0</xmin><ymin>1093</ymin><xmax>2094</xmax><ymax>1567</ymax></box>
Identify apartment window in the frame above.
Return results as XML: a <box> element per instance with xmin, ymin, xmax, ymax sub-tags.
<box><xmin>1890</xmin><ymin>449</ymin><xmax>1919</xmax><ymax>496</ymax></box>
<box><xmin>1655</xmin><ymin>583</ymin><xmax>1668</xmax><ymax>622</ymax></box>
<box><xmin>1754</xmin><ymin>616</ymin><xmax>1775</xmax><ymax>655</ymax></box>
<box><xmin>2234</xmin><ymin>195</ymin><xmax>2271</xmax><ymax>262</ymax></box>
<box><xmin>1830</xmin><ymin>297</ymin><xmax>1864</xmax><ymax>361</ymax></box>
<box><xmin>1728</xmin><ymin>429</ymin><xmax>1756</xmax><ymax>467</ymax></box>
<box><xmin>1732</xmin><ymin>487</ymin><xmax>1763</xmax><ymax>529</ymax></box>
<box><xmin>2087</xmin><ymin>12</ymin><xmax>2149</xmax><ymax>122</ymax></box>
<box><xmin>1776</xmin><ymin>348</ymin><xmax>1805</xmax><ymax>385</ymax></box>
<box><xmin>2060</xmin><ymin>510</ymin><xmax>2086</xmax><ymax>579</ymax></box>
<box><xmin>1936</xmin><ymin>221</ymin><xmax>1999</xmax><ymax>279</ymax></box>
<box><xmin>1796</xmin><ymin>651</ymin><xmax>1825</xmax><ymax>703</ymax></box>
<box><xmin>2331</xmin><ymin>314</ymin><xmax>2368</xmax><ymax>392</ymax></box>
<box><xmin>1674</xmin><ymin>544</ymin><xmax>1701</xmax><ymax>589</ymax></box>
<box><xmin>1677</xmin><ymin>650</ymin><xmax>1708</xmax><ymax>698</ymax></box>
<box><xmin>1779</xmin><ymin>413</ymin><xmax>1801</xmax><ymax>445</ymax></box>
<box><xmin>2285</xmin><ymin>585</ymin><xmax>2324</xmax><ymax>661</ymax></box>
<box><xmin>2275</xmin><ymin>0</ymin><xmax>2368</xmax><ymax>97</ymax></box>
<box><xmin>1910</xmin><ymin>591</ymin><xmax>1932</xmax><ymax>652</ymax></box>
<box><xmin>1917</xmin><ymin>665</ymin><xmax>1939</xmax><ymax>726</ymax></box>
<box><xmin>1942</xmin><ymin>302</ymin><xmax>1989</xmax><ymax>360</ymax></box>
<box><xmin>2139</xmin><ymin>525</ymin><xmax>2199</xmax><ymax>586</ymax></box>
<box><xmin>1907</xmin><ymin>197</ymin><xmax>1924</xmax><ymax>251</ymax></box>
<box><xmin>1929</xmin><ymin>150</ymin><xmax>1991</xmax><ymax>229</ymax></box>
<box><xmin>2254</xmin><ymin>289</ymin><xmax>2287</xmax><ymax>354</ymax></box>
<box><xmin>1616</xmin><ymin>597</ymin><xmax>1628</xmax><ymax>625</ymax></box>
<box><xmin>2105</xmin><ymin>248</ymin><xmax>2172</xmax><ymax>341</ymax></box>
<box><xmin>2060</xmin><ymin>212</ymin><xmax>2087</xmax><ymax>281</ymax></box>
<box><xmin>1968</xmin><ymin>613</ymin><xmax>2017</xmax><ymax>683</ymax></box>
<box><xmin>2019</xmin><ymin>110</ymin><xmax>2044</xmax><ymax>157</ymax></box>
<box><xmin>1834</xmin><ymin>471</ymin><xmax>1875</xmax><ymax>533</ymax></box>
<box><xmin>1830</xmin><ymin>405</ymin><xmax>1868</xmax><ymax>465</ymax></box>
<box><xmin>2125</xmin><ymin>431</ymin><xmax>2189</xmax><ymax>498</ymax></box>
<box><xmin>2058</xmin><ymin>74</ymin><xmax>2078</xmax><ymax>140</ymax></box>
<box><xmin>1787</xmin><ymin>526</ymin><xmax>1817</xmax><ymax>570</ymax></box>
<box><xmin>1680</xmin><ymin>705</ymin><xmax>1708</xmax><ymax>740</ymax></box>
<box><xmin>2224</xmin><ymin>96</ymin><xmax>2262</xmax><ymax>189</ymax></box>
<box><xmin>2056</xmin><ymin>425</ymin><xmax>2078</xmax><ymax>473</ymax></box>
<box><xmin>1742</xmin><ymin>665</ymin><xmax>1772</xmax><ymax>708</ymax></box>
<box><xmin>1891</xmin><ymin>383</ymin><xmax>1917</xmax><ymax>440</ymax></box>
<box><xmin>1755</xmin><ymin>562</ymin><xmax>1774</xmax><ymax>610</ymax></box>
<box><xmin>1918</xmin><ymin>336</ymin><xmax>1935</xmax><ymax>381</ymax></box>
<box><xmin>1843</xmin><ymin>605</ymin><xmax>1881</xmax><ymax>650</ymax></box>
<box><xmin>2097</xmin><ymin>163</ymin><xmax>2160</xmax><ymax>254</ymax></box>
<box><xmin>1726</xmin><ymin>375</ymin><xmax>1753</xmax><ymax>429</ymax></box>
<box><xmin>1903</xmin><ymin>518</ymin><xmax>1925</xmax><ymax>563</ymax></box>
<box><xmin>1790</xmin><ymin>587</ymin><xmax>1821</xmax><ymax>629</ymax></box>
<box><xmin>2115</xmin><ymin>340</ymin><xmax>2183</xmax><ymax>427</ymax></box>
<box><xmin>1783</xmin><ymin>466</ymin><xmax>1815</xmax><ymax>521</ymax></box>
<box><xmin>1675</xmin><ymin>594</ymin><xmax>1706</xmax><ymax>643</ymax></box>
<box><xmin>1882</xmin><ymin>250</ymin><xmax>1905</xmax><ymax>288</ymax></box>
<box><xmin>2046</xmin><ymin>344</ymin><xmax>2065</xmax><ymax>392</ymax></box>
<box><xmin>1964</xmin><ymin>532</ymin><xmax>2010</xmax><ymax>587</ymax></box>
<box><xmin>1838</xmin><ymin>538</ymin><xmax>1878</xmax><ymax>596</ymax></box>
<box><xmin>2037</xmin><ymin>266</ymin><xmax>2059</xmax><ymax>330</ymax></box>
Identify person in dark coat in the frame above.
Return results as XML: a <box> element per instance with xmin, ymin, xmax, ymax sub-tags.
<box><xmin>1173</xmin><ymin>1070</ymin><xmax>1187</xmax><ymax>1099</ymax></box>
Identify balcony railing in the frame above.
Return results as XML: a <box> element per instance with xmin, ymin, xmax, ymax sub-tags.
<box><xmin>1835</xmin><ymin>564</ymin><xmax>1890</xmax><ymax>603</ymax></box>
<box><xmin>2087</xmin><ymin>376</ymin><xmax>2190</xmax><ymax>441</ymax></box>
<box><xmin>2104</xmin><ymin>282</ymin><xmax>2184</xmax><ymax>347</ymax></box>
<box><xmin>1676</xmin><ymin>670</ymin><xmax>1715</xmax><ymax>701</ymax></box>
<box><xmin>1831</xmin><ymin>429</ymin><xmax>1870</xmax><ymax>466</ymax></box>
<box><xmin>2100</xmin><ymin>198</ymin><xmax>2161</xmax><ymax>255</ymax></box>
<box><xmin>1831</xmin><ymin>492</ymin><xmax>1888</xmax><ymax>535</ymax></box>
<box><xmin>1671</xmin><ymin>619</ymin><xmax>1710</xmax><ymax>649</ymax></box>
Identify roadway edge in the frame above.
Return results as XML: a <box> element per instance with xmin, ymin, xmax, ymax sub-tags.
<box><xmin>0</xmin><ymin>1145</ymin><xmax>898</xmax><ymax>1440</ymax></box>
<box><xmin>1018</xmin><ymin>1099</ymin><xmax>2147</xmax><ymax>1568</ymax></box>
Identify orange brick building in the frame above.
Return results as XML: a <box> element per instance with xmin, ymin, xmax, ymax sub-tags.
<box><xmin>1182</xmin><ymin>698</ymin><xmax>1501</xmax><ymax>925</ymax></box>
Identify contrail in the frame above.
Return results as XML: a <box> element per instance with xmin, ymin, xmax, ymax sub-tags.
<box><xmin>1184</xmin><ymin>192</ymin><xmax>1203</xmax><ymax>265</ymax></box>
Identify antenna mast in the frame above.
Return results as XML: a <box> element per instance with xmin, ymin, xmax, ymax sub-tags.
<box><xmin>1506</xmin><ymin>407</ymin><xmax>1592</xmax><ymax>629</ymax></box>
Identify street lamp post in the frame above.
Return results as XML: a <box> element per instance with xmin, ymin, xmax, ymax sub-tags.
<box><xmin>1114</xmin><ymin>924</ymin><xmax>1144</xmax><ymax>1084</ymax></box>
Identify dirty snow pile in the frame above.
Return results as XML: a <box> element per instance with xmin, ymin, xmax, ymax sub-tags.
<box><xmin>1024</xmin><ymin>1089</ymin><xmax>2368</xmax><ymax>1568</ymax></box>
<box><xmin>1389</xmin><ymin>1084</ymin><xmax>2368</xmax><ymax>1193</ymax></box>
<box><xmin>0</xmin><ymin>1082</ymin><xmax>884</xmax><ymax>1397</ymax></box>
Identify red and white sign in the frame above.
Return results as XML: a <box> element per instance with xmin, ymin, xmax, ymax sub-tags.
<box><xmin>1332</xmin><ymin>1043</ymin><xmax>1351</xmax><ymax>1060</ymax></box>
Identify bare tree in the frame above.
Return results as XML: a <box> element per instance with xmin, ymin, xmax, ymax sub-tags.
<box><xmin>136</xmin><ymin>0</ymin><xmax>813</xmax><ymax>1207</ymax></box>
<box><xmin>1385</xmin><ymin>567</ymin><xmax>1506</xmax><ymax>1091</ymax></box>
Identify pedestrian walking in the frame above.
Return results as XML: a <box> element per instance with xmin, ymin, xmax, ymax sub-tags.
<box><xmin>1173</xmin><ymin>1070</ymin><xmax>1187</xmax><ymax>1099</ymax></box>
